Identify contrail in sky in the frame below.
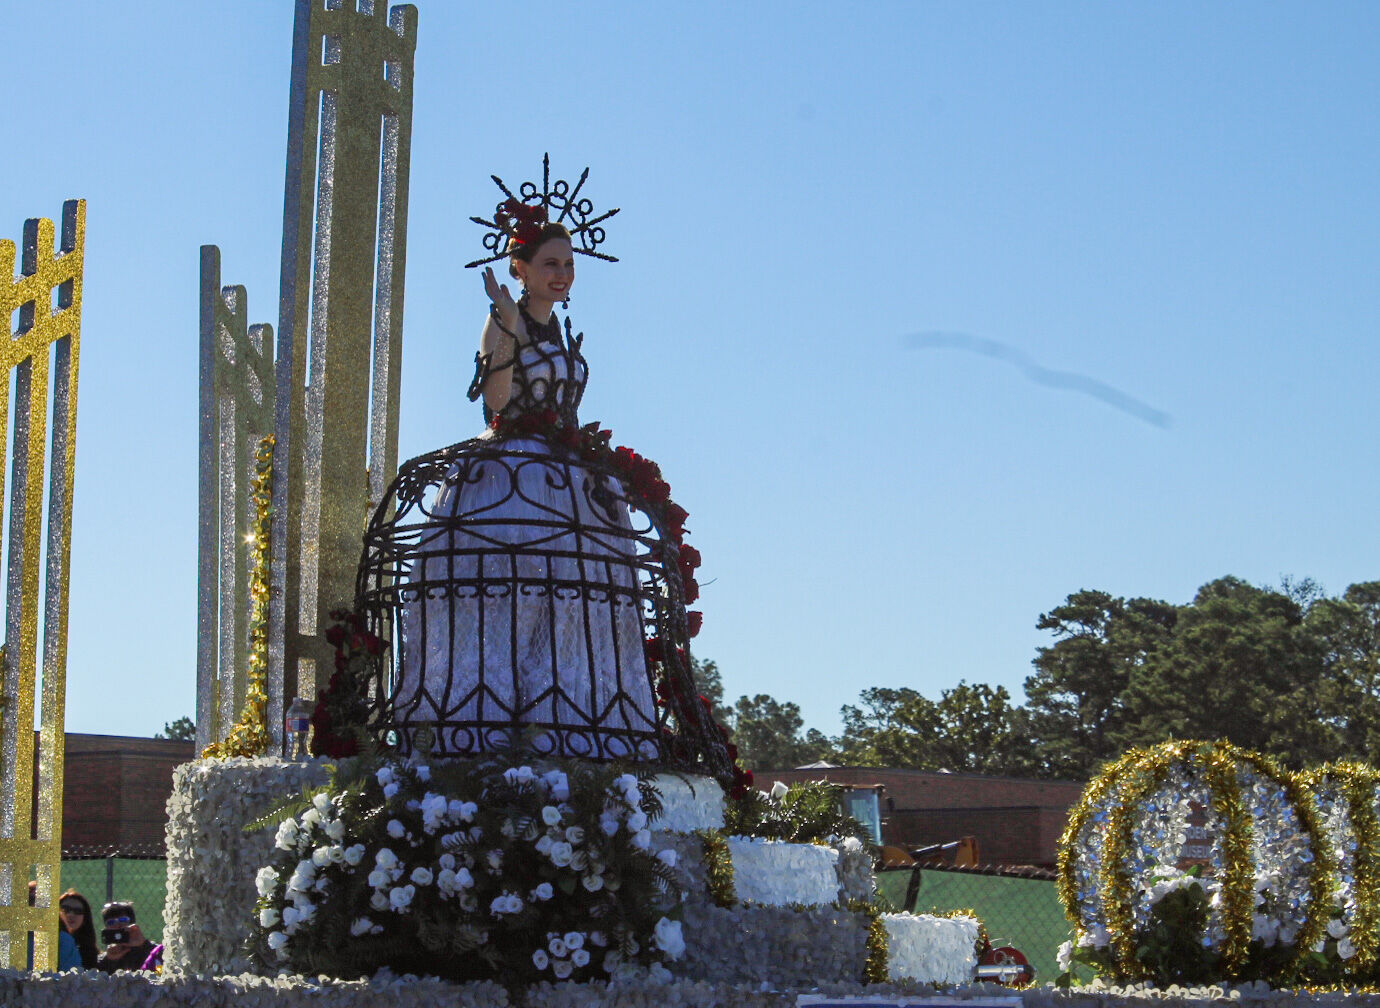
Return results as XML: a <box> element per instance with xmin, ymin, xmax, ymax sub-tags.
<box><xmin>907</xmin><ymin>331</ymin><xmax>1172</xmax><ymax>429</ymax></box>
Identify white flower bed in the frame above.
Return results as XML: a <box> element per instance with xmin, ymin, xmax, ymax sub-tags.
<box><xmin>725</xmin><ymin>836</ymin><xmax>840</xmax><ymax>906</ymax></box>
<box><xmin>651</xmin><ymin>774</ymin><xmax>724</xmax><ymax>832</ymax></box>
<box><xmin>881</xmin><ymin>911</ymin><xmax>980</xmax><ymax>985</ymax></box>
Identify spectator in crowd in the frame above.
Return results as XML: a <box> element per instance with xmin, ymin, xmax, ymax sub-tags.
<box><xmin>58</xmin><ymin>889</ymin><xmax>98</xmax><ymax>968</ymax></box>
<box><xmin>96</xmin><ymin>900</ymin><xmax>157</xmax><ymax>973</ymax></box>
<box><xmin>25</xmin><ymin>881</ymin><xmax>81</xmax><ymax>971</ymax></box>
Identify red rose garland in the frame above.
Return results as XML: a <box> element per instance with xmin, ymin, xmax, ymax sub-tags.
<box><xmin>491</xmin><ymin>411</ymin><xmax>752</xmax><ymax>794</ymax></box>
<box><xmin>310</xmin><ymin>609</ymin><xmax>385</xmax><ymax>758</ymax></box>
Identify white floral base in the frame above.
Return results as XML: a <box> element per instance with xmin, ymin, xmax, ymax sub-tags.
<box><xmin>163</xmin><ymin>757</ymin><xmax>971</xmax><ymax>988</ymax></box>
<box><xmin>882</xmin><ymin>912</ymin><xmax>982</xmax><ymax>985</ymax></box>
<box><xmin>725</xmin><ymin>836</ymin><xmax>840</xmax><ymax>906</ymax></box>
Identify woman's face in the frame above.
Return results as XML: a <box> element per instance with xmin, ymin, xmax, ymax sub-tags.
<box><xmin>59</xmin><ymin>897</ymin><xmax>86</xmax><ymax>933</ymax></box>
<box><xmin>513</xmin><ymin>237</ymin><xmax>574</xmax><ymax>305</ymax></box>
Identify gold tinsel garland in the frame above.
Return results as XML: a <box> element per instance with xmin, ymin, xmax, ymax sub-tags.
<box><xmin>1056</xmin><ymin>748</ymin><xmax>1140</xmax><ymax>946</ymax></box>
<box><xmin>695</xmin><ymin>829</ymin><xmax>737</xmax><ymax>907</ymax></box>
<box><xmin>202</xmin><ymin>434</ymin><xmax>275</xmax><ymax>759</ymax></box>
<box><xmin>1300</xmin><ymin>762</ymin><xmax>1380</xmax><ymax>972</ymax></box>
<box><xmin>844</xmin><ymin>898</ymin><xmax>890</xmax><ymax>984</ymax></box>
<box><xmin>1061</xmin><ymin>739</ymin><xmax>1338</xmax><ymax>985</ymax></box>
<box><xmin>1234</xmin><ymin>749</ymin><xmax>1335</xmax><ymax>974</ymax></box>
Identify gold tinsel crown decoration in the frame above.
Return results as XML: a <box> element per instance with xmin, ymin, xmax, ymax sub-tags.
<box><xmin>465</xmin><ymin>153</ymin><xmax>619</xmax><ymax>268</ymax></box>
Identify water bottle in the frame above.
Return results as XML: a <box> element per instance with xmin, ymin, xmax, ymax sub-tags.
<box><xmin>285</xmin><ymin>697</ymin><xmax>314</xmax><ymax>760</ymax></box>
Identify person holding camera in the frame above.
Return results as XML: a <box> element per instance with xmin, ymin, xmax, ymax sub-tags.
<box><xmin>96</xmin><ymin>901</ymin><xmax>157</xmax><ymax>973</ymax></box>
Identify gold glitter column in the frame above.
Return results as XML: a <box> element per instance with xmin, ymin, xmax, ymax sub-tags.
<box><xmin>0</xmin><ymin>200</ymin><xmax>82</xmax><ymax>970</ymax></box>
<box><xmin>269</xmin><ymin>0</ymin><xmax>416</xmax><ymax>746</ymax></box>
<box><xmin>197</xmin><ymin>247</ymin><xmax>275</xmax><ymax>753</ymax></box>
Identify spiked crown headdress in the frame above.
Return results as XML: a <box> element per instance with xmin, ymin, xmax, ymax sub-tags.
<box><xmin>465</xmin><ymin>154</ymin><xmax>620</xmax><ymax>269</ymax></box>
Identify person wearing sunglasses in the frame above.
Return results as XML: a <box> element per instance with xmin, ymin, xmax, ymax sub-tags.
<box><xmin>96</xmin><ymin>900</ymin><xmax>157</xmax><ymax>973</ymax></box>
<box><xmin>58</xmin><ymin>890</ymin><xmax>98</xmax><ymax>968</ymax></box>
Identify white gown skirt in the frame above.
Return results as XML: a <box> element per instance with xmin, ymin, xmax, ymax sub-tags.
<box><xmin>394</xmin><ymin>436</ymin><xmax>660</xmax><ymax>760</ymax></box>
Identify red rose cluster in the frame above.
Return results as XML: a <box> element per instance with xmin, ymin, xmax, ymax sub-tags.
<box><xmin>310</xmin><ymin>609</ymin><xmax>384</xmax><ymax>758</ymax></box>
<box><xmin>499</xmin><ymin>197</ymin><xmax>547</xmax><ymax>247</ymax></box>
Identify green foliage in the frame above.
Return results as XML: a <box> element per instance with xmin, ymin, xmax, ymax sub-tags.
<box><xmin>834</xmin><ymin>681</ymin><xmax>1031</xmax><ymax>774</ymax></box>
<box><xmin>726</xmin><ymin>693</ymin><xmax>833</xmax><ymax>771</ymax></box>
<box><xmin>155</xmin><ymin>716</ymin><xmax>196</xmax><ymax>742</ymax></box>
<box><xmin>723</xmin><ymin>779</ymin><xmax>871</xmax><ymax>847</ymax></box>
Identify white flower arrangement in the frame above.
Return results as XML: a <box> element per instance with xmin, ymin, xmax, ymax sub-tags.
<box><xmin>249</xmin><ymin>752</ymin><xmax>686</xmax><ymax>984</ymax></box>
<box><xmin>725</xmin><ymin>835</ymin><xmax>840</xmax><ymax>906</ymax></box>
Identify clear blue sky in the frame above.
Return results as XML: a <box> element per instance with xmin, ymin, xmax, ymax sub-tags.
<box><xmin>5</xmin><ymin>2</ymin><xmax>1378</xmax><ymax>743</ymax></box>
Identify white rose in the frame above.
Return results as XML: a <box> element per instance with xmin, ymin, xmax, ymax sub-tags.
<box><xmin>503</xmin><ymin>765</ymin><xmax>535</xmax><ymax>785</ymax></box>
<box><xmin>454</xmin><ymin>867</ymin><xmax>474</xmax><ymax>889</ymax></box>
<box><xmin>532</xmin><ymin>949</ymin><xmax>549</xmax><ymax>970</ymax></box>
<box><xmin>542</xmin><ymin>805</ymin><xmax>562</xmax><ymax>826</ymax></box>
<box><xmin>542</xmin><ymin>770</ymin><xmax>570</xmax><ymax>801</ymax></box>
<box><xmin>769</xmin><ymin>781</ymin><xmax>789</xmax><ymax>801</ymax></box>
<box><xmin>653</xmin><ymin>917</ymin><xmax>685</xmax><ymax>960</ymax></box>
<box><xmin>389</xmin><ymin>885</ymin><xmax>416</xmax><ymax>911</ymax></box>
<box><xmin>549</xmin><ymin>842</ymin><xmax>573</xmax><ymax>867</ymax></box>
<box><xmin>449</xmin><ymin>799</ymin><xmax>477</xmax><ymax>822</ymax></box>
<box><xmin>436</xmin><ymin>869</ymin><xmax>458</xmax><ymax>894</ymax></box>
<box><xmin>563</xmin><ymin>932</ymin><xmax>584</xmax><ymax>950</ymax></box>
<box><xmin>1056</xmin><ymin>940</ymin><xmax>1073</xmax><ymax>972</ymax></box>
<box><xmin>375</xmin><ymin>848</ymin><xmax>399</xmax><ymax>871</ymax></box>
<box><xmin>382</xmin><ymin>782</ymin><xmax>400</xmax><ymax>799</ymax></box>
<box><xmin>571</xmin><ymin>947</ymin><xmax>590</xmax><ymax>968</ymax></box>
<box><xmin>600</xmin><ymin>815</ymin><xmax>619</xmax><ymax>837</ymax></box>
<box><xmin>565</xmin><ymin>826</ymin><xmax>586</xmax><ymax>845</ymax></box>
<box><xmin>626</xmin><ymin>811</ymin><xmax>647</xmax><ymax>832</ymax></box>
<box><xmin>411</xmin><ymin>867</ymin><xmax>434</xmax><ymax>886</ymax></box>
<box><xmin>255</xmin><ymin>866</ymin><xmax>279</xmax><ymax>896</ymax></box>
<box><xmin>260</xmin><ymin>906</ymin><xmax>280</xmax><ymax>928</ymax></box>
<box><xmin>487</xmin><ymin>850</ymin><xmax>503</xmax><ymax>870</ymax></box>
<box><xmin>1328</xmin><ymin>917</ymin><xmax>1349</xmax><ymax>939</ymax></box>
<box><xmin>582</xmin><ymin>874</ymin><xmax>604</xmax><ymax>892</ymax></box>
<box><xmin>311</xmin><ymin>846</ymin><xmax>333</xmax><ymax>867</ymax></box>
<box><xmin>631</xmin><ymin>829</ymin><xmax>651</xmax><ymax>850</ymax></box>
<box><xmin>282</xmin><ymin>906</ymin><xmax>300</xmax><ymax>931</ymax></box>
<box><xmin>387</xmin><ymin>819</ymin><xmax>406</xmax><ymax>839</ymax></box>
<box><xmin>368</xmin><ymin>868</ymin><xmax>390</xmax><ymax>889</ymax></box>
<box><xmin>415</xmin><ymin>764</ymin><xmax>431</xmax><ymax>782</ymax></box>
<box><xmin>535</xmin><ymin>835</ymin><xmax>554</xmax><ymax>855</ymax></box>
<box><xmin>343</xmin><ymin>844</ymin><xmax>366</xmax><ymax>866</ymax></box>
<box><xmin>1340</xmin><ymin>937</ymin><xmax>1357</xmax><ymax>960</ymax></box>
<box><xmin>325</xmin><ymin>819</ymin><xmax>346</xmax><ymax>842</ymax></box>
<box><xmin>274</xmin><ymin>820</ymin><xmax>298</xmax><ymax>851</ymax></box>
<box><xmin>312</xmin><ymin>792</ymin><xmax>332</xmax><ymax>813</ymax></box>
<box><xmin>548</xmin><ymin>937</ymin><xmax>568</xmax><ymax>957</ymax></box>
<box><xmin>657</xmin><ymin>848</ymin><xmax>678</xmax><ymax>869</ymax></box>
<box><xmin>267</xmin><ymin>930</ymin><xmax>289</xmax><ymax>953</ymax></box>
<box><xmin>439</xmin><ymin>853</ymin><xmax>456</xmax><ymax>871</ymax></box>
<box><xmin>648</xmin><ymin>961</ymin><xmax>672</xmax><ymax>984</ymax></box>
<box><xmin>349</xmin><ymin>917</ymin><xmax>373</xmax><ymax>937</ymax></box>
<box><xmin>420</xmin><ymin>793</ymin><xmax>448</xmax><ymax>831</ymax></box>
<box><xmin>531</xmin><ymin>882</ymin><xmax>553</xmax><ymax>901</ymax></box>
<box><xmin>552</xmin><ymin>959</ymin><xmax>573</xmax><ymax>979</ymax></box>
<box><xmin>370</xmin><ymin>891</ymin><xmax>389</xmax><ymax>911</ymax></box>
<box><xmin>377</xmin><ymin>766</ymin><xmax>396</xmax><ymax>786</ymax></box>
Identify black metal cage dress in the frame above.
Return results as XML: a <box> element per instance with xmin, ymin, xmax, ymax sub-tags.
<box><xmin>357</xmin><ymin>309</ymin><xmax>730</xmax><ymax>778</ymax></box>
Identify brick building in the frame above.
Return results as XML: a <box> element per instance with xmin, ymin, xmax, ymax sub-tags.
<box><xmin>766</xmin><ymin>765</ymin><xmax>1086</xmax><ymax>869</ymax></box>
<box><xmin>59</xmin><ymin>734</ymin><xmax>194</xmax><ymax>853</ymax></box>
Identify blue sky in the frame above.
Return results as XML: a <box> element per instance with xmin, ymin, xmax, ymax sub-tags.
<box><xmin>4</xmin><ymin>2</ymin><xmax>1378</xmax><ymax>743</ymax></box>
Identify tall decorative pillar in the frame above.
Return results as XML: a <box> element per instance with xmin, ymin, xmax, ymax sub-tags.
<box><xmin>268</xmin><ymin>0</ymin><xmax>417</xmax><ymax>749</ymax></box>
<box><xmin>0</xmin><ymin>200</ymin><xmax>83</xmax><ymax>969</ymax></box>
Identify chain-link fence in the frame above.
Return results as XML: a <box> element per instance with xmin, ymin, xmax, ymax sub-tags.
<box><xmin>59</xmin><ymin>847</ymin><xmax>168</xmax><ymax>944</ymax></box>
<box><xmin>875</xmin><ymin>864</ymin><xmax>1071</xmax><ymax>983</ymax></box>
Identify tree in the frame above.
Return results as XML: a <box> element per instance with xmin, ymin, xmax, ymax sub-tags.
<box><xmin>1022</xmin><ymin>590</ymin><xmax>1178</xmax><ymax>779</ymax></box>
<box><xmin>1306</xmin><ymin>581</ymin><xmax>1380</xmax><ymax>759</ymax></box>
<box><xmin>689</xmin><ymin>656</ymin><xmax>734</xmax><ymax>728</ymax></box>
<box><xmin>156</xmin><ymin>716</ymin><xmax>196</xmax><ymax>742</ymax></box>
<box><xmin>728</xmin><ymin>694</ymin><xmax>832</xmax><ymax>771</ymax></box>
<box><xmin>834</xmin><ymin>682</ymin><xmax>1032</xmax><ymax>775</ymax></box>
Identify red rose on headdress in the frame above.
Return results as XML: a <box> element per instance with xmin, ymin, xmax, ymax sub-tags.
<box><xmin>685</xmin><ymin>610</ymin><xmax>703</xmax><ymax>638</ymax></box>
<box><xmin>500</xmin><ymin>197</ymin><xmax>548</xmax><ymax>245</ymax></box>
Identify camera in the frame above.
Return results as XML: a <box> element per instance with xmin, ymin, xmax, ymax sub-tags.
<box><xmin>101</xmin><ymin>927</ymin><xmax>129</xmax><ymax>945</ymax></box>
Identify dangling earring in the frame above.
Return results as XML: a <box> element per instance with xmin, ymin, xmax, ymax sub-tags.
<box><xmin>562</xmin><ymin>294</ymin><xmax>570</xmax><ymax>309</ymax></box>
